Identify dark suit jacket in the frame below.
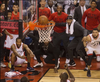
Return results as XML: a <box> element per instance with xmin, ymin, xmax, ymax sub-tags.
<box><xmin>55</xmin><ymin>21</ymin><xmax>88</xmax><ymax>37</ymax></box>
<box><xmin>97</xmin><ymin>1</ymin><xmax>100</xmax><ymax>11</ymax></box>
<box><xmin>74</xmin><ymin>5</ymin><xmax>88</xmax><ymax>25</ymax></box>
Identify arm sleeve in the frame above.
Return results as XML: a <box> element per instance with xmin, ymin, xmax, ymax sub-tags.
<box><xmin>75</xmin><ymin>22</ymin><xmax>88</xmax><ymax>36</ymax></box>
<box><xmin>81</xmin><ymin>11</ymin><xmax>87</xmax><ymax>28</ymax></box>
<box><xmin>55</xmin><ymin>22</ymin><xmax>66</xmax><ymax>27</ymax></box>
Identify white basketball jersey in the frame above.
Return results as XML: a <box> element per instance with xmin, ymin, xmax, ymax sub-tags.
<box><xmin>87</xmin><ymin>33</ymin><xmax>100</xmax><ymax>48</ymax></box>
<box><xmin>14</xmin><ymin>42</ymin><xmax>24</xmax><ymax>56</ymax></box>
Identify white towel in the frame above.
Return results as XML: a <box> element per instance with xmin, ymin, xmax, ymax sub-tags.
<box><xmin>66</xmin><ymin>19</ymin><xmax>76</xmax><ymax>35</ymax></box>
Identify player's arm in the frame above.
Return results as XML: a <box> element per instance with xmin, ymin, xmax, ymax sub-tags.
<box><xmin>65</xmin><ymin>64</ymin><xmax>75</xmax><ymax>82</ymax></box>
<box><xmin>81</xmin><ymin>11</ymin><xmax>87</xmax><ymax>28</ymax></box>
<box><xmin>23</xmin><ymin>44</ymin><xmax>34</xmax><ymax>57</ymax></box>
<box><xmin>82</xmin><ymin>35</ymin><xmax>91</xmax><ymax>52</ymax></box>
<box><xmin>11</xmin><ymin>44</ymin><xmax>26</xmax><ymax>59</ymax></box>
<box><xmin>4</xmin><ymin>29</ymin><xmax>13</xmax><ymax>39</ymax></box>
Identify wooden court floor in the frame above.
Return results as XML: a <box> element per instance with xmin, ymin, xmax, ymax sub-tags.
<box><xmin>39</xmin><ymin>69</ymin><xmax>100</xmax><ymax>82</ymax></box>
<box><xmin>0</xmin><ymin>57</ymin><xmax>100</xmax><ymax>82</ymax></box>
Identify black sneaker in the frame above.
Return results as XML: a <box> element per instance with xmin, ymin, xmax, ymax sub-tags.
<box><xmin>84</xmin><ymin>67</ymin><xmax>88</xmax><ymax>71</ymax></box>
<box><xmin>68</xmin><ymin>61</ymin><xmax>76</xmax><ymax>67</ymax></box>
<box><xmin>87</xmin><ymin>70</ymin><xmax>91</xmax><ymax>77</ymax></box>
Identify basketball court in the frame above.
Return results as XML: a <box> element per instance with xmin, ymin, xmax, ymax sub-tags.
<box><xmin>39</xmin><ymin>69</ymin><xmax>100</xmax><ymax>82</ymax></box>
<box><xmin>0</xmin><ymin>0</ymin><xmax>100</xmax><ymax>82</ymax></box>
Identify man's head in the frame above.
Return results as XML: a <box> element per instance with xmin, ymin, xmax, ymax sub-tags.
<box><xmin>7</xmin><ymin>10</ymin><xmax>12</xmax><ymax>19</ymax></box>
<box><xmin>0</xmin><ymin>3</ymin><xmax>5</xmax><ymax>11</ymax></box>
<box><xmin>16</xmin><ymin>37</ymin><xmax>22</xmax><ymax>48</ymax></box>
<box><xmin>92</xmin><ymin>28</ymin><xmax>99</xmax><ymax>38</ymax></box>
<box><xmin>40</xmin><ymin>0</ymin><xmax>46</xmax><ymax>8</ymax></box>
<box><xmin>48</xmin><ymin>0</ymin><xmax>53</xmax><ymax>7</ymax></box>
<box><xmin>79</xmin><ymin>0</ymin><xmax>85</xmax><ymax>6</ymax></box>
<box><xmin>66</xmin><ymin>16</ymin><xmax>73</xmax><ymax>25</ymax></box>
<box><xmin>91</xmin><ymin>0</ymin><xmax>97</xmax><ymax>9</ymax></box>
<box><xmin>20</xmin><ymin>76</ymin><xmax>29</xmax><ymax>82</ymax></box>
<box><xmin>13</xmin><ymin>3</ymin><xmax>19</xmax><ymax>13</ymax></box>
<box><xmin>59</xmin><ymin>72</ymin><xmax>68</xmax><ymax>82</ymax></box>
<box><xmin>57</xmin><ymin>4</ymin><xmax>63</xmax><ymax>14</ymax></box>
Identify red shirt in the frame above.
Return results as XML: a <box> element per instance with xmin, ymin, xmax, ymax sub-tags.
<box><xmin>39</xmin><ymin>7</ymin><xmax>51</xmax><ymax>18</ymax></box>
<box><xmin>7</xmin><ymin>12</ymin><xmax>19</xmax><ymax>34</ymax></box>
<box><xmin>82</xmin><ymin>8</ymin><xmax>100</xmax><ymax>30</ymax></box>
<box><xmin>49</xmin><ymin>12</ymin><xmax>68</xmax><ymax>33</ymax></box>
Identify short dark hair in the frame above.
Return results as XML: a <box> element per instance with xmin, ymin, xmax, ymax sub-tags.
<box><xmin>13</xmin><ymin>2</ymin><xmax>19</xmax><ymax>6</ymax></box>
<box><xmin>16</xmin><ymin>37</ymin><xmax>22</xmax><ymax>42</ymax></box>
<box><xmin>93</xmin><ymin>28</ymin><xmax>99</xmax><ymax>32</ymax></box>
<box><xmin>20</xmin><ymin>76</ymin><xmax>29</xmax><ymax>82</ymax></box>
<box><xmin>66</xmin><ymin>16</ymin><xmax>73</xmax><ymax>20</ymax></box>
<box><xmin>60</xmin><ymin>72</ymin><xmax>68</xmax><ymax>81</ymax></box>
<box><xmin>91</xmin><ymin>0</ymin><xmax>97</xmax><ymax>4</ymax></box>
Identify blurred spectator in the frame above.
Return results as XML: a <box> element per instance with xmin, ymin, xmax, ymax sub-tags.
<box><xmin>81</xmin><ymin>0</ymin><xmax>100</xmax><ymax>32</ymax></box>
<box><xmin>64</xmin><ymin>0</ymin><xmax>78</xmax><ymax>14</ymax></box>
<box><xmin>39</xmin><ymin>0</ymin><xmax>51</xmax><ymax>18</ymax></box>
<box><xmin>20</xmin><ymin>76</ymin><xmax>29</xmax><ymax>82</ymax></box>
<box><xmin>47</xmin><ymin>0</ymin><xmax>56</xmax><ymax>13</ymax></box>
<box><xmin>0</xmin><ymin>3</ymin><xmax>5</xmax><ymax>20</ymax></box>
<box><xmin>74</xmin><ymin>0</ymin><xmax>89</xmax><ymax>25</ymax></box>
<box><xmin>10</xmin><ymin>2</ymin><xmax>19</xmax><ymax>20</ymax></box>
<box><xmin>67</xmin><ymin>3</ymin><xmax>75</xmax><ymax>17</ymax></box>
<box><xmin>97</xmin><ymin>0</ymin><xmax>100</xmax><ymax>10</ymax></box>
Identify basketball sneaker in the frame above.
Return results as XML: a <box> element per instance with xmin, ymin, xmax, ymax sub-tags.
<box><xmin>65</xmin><ymin>59</ymin><xmax>70</xmax><ymax>64</ymax></box>
<box><xmin>0</xmin><ymin>62</ymin><xmax>6</xmax><ymax>68</ymax></box>
<box><xmin>80</xmin><ymin>57</ymin><xmax>83</xmax><ymax>61</ymax></box>
<box><xmin>33</xmin><ymin>62</ymin><xmax>43</xmax><ymax>68</ymax></box>
<box><xmin>68</xmin><ymin>60</ymin><xmax>76</xmax><ymax>67</ymax></box>
<box><xmin>87</xmin><ymin>70</ymin><xmax>91</xmax><ymax>77</ymax></box>
<box><xmin>27</xmin><ymin>67</ymin><xmax>35</xmax><ymax>71</ymax></box>
<box><xmin>96</xmin><ymin>56</ymin><xmax>100</xmax><ymax>62</ymax></box>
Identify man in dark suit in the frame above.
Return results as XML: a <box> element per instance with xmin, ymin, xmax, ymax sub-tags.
<box><xmin>97</xmin><ymin>0</ymin><xmax>100</xmax><ymax>10</ymax></box>
<box><xmin>74</xmin><ymin>0</ymin><xmax>88</xmax><ymax>25</ymax></box>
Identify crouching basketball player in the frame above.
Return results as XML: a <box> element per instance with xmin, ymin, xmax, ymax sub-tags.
<box><xmin>83</xmin><ymin>28</ymin><xmax>100</xmax><ymax>77</ymax></box>
<box><xmin>8</xmin><ymin>37</ymin><xmax>34</xmax><ymax>71</ymax></box>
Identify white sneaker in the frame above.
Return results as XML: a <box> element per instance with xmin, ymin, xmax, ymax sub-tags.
<box><xmin>34</xmin><ymin>56</ymin><xmax>37</xmax><ymax>60</ymax></box>
<box><xmin>43</xmin><ymin>55</ymin><xmax>47</xmax><ymax>59</ymax></box>
<box><xmin>96</xmin><ymin>56</ymin><xmax>100</xmax><ymax>62</ymax></box>
<box><xmin>57</xmin><ymin>60</ymin><xmax>60</xmax><ymax>69</ymax></box>
<box><xmin>33</xmin><ymin>62</ymin><xmax>43</xmax><ymax>68</ymax></box>
<box><xmin>80</xmin><ymin>58</ymin><xmax>83</xmax><ymax>61</ymax></box>
<box><xmin>65</xmin><ymin>59</ymin><xmax>70</xmax><ymax>64</ymax></box>
<box><xmin>24</xmin><ymin>60</ymin><xmax>28</xmax><ymax>63</ymax></box>
<box><xmin>0</xmin><ymin>62</ymin><xmax>6</xmax><ymax>67</ymax></box>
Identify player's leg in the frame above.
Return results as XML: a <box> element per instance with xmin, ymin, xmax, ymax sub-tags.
<box><xmin>25</xmin><ymin>51</ymin><xmax>35</xmax><ymax>71</ymax></box>
<box><xmin>75</xmin><ymin>39</ymin><xmax>87</xmax><ymax>68</ymax></box>
<box><xmin>86</xmin><ymin>48</ymin><xmax>93</xmax><ymax>77</ymax></box>
<box><xmin>10</xmin><ymin>53</ymin><xmax>17</xmax><ymax>71</ymax></box>
<box><xmin>67</xmin><ymin>38</ymin><xmax>78</xmax><ymax>66</ymax></box>
<box><xmin>61</xmin><ymin>33</ymin><xmax>69</xmax><ymax>64</ymax></box>
<box><xmin>33</xmin><ymin>44</ymin><xmax>44</xmax><ymax>68</ymax></box>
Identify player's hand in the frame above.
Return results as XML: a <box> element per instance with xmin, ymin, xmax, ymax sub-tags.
<box><xmin>0</xmin><ymin>33</ymin><xmax>3</xmax><ymax>37</ymax></box>
<box><xmin>65</xmin><ymin>64</ymin><xmax>68</xmax><ymax>70</ymax></box>
<box><xmin>20</xmin><ymin>55</ymin><xmax>26</xmax><ymax>59</ymax></box>
<box><xmin>82</xmin><ymin>36</ymin><xmax>87</xmax><ymax>42</ymax></box>
<box><xmin>85</xmin><ymin>48</ymin><xmax>88</xmax><ymax>52</ymax></box>
<box><xmin>9</xmin><ymin>35</ymin><xmax>13</xmax><ymax>39</ymax></box>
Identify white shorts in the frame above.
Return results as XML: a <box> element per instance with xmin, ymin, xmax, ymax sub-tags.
<box><xmin>9</xmin><ymin>51</ymin><xmax>26</xmax><ymax>66</ymax></box>
<box><xmin>87</xmin><ymin>46</ymin><xmax>100</xmax><ymax>55</ymax></box>
<box><xmin>4</xmin><ymin>34</ymin><xmax>18</xmax><ymax>49</ymax></box>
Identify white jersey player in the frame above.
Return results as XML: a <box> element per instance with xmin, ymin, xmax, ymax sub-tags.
<box><xmin>83</xmin><ymin>28</ymin><xmax>100</xmax><ymax>77</ymax></box>
<box><xmin>8</xmin><ymin>37</ymin><xmax>34</xmax><ymax>71</ymax></box>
